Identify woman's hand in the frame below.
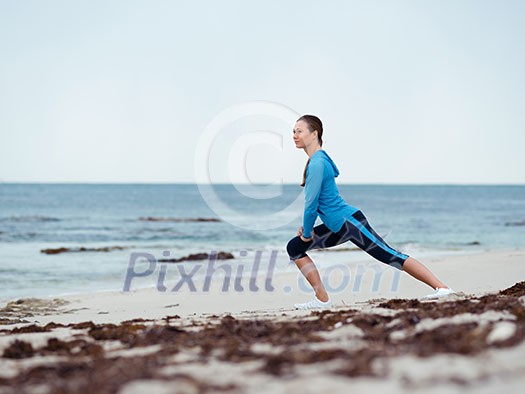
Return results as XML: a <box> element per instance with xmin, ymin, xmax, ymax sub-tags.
<box><xmin>298</xmin><ymin>226</ymin><xmax>314</xmax><ymax>242</ymax></box>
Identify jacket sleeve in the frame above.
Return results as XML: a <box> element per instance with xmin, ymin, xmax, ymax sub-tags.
<box><xmin>302</xmin><ymin>159</ymin><xmax>324</xmax><ymax>238</ymax></box>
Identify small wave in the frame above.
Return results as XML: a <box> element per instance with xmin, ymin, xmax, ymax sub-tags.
<box><xmin>130</xmin><ymin>227</ymin><xmax>185</xmax><ymax>235</ymax></box>
<box><xmin>40</xmin><ymin>246</ymin><xmax>128</xmax><ymax>255</ymax></box>
<box><xmin>158</xmin><ymin>251</ymin><xmax>234</xmax><ymax>263</ymax></box>
<box><xmin>447</xmin><ymin>241</ymin><xmax>483</xmax><ymax>246</ymax></box>
<box><xmin>505</xmin><ymin>220</ymin><xmax>525</xmax><ymax>227</ymax></box>
<box><xmin>0</xmin><ymin>215</ymin><xmax>61</xmax><ymax>223</ymax></box>
<box><xmin>10</xmin><ymin>232</ymin><xmax>40</xmax><ymax>240</ymax></box>
<box><xmin>138</xmin><ymin>217</ymin><xmax>221</xmax><ymax>223</ymax></box>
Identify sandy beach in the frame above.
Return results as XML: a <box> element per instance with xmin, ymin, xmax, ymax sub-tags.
<box><xmin>1</xmin><ymin>249</ymin><xmax>524</xmax><ymax>393</ymax></box>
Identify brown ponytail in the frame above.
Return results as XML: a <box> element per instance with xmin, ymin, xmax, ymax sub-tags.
<box><xmin>300</xmin><ymin>158</ymin><xmax>310</xmax><ymax>187</ymax></box>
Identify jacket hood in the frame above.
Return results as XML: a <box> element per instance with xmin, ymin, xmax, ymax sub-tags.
<box><xmin>316</xmin><ymin>150</ymin><xmax>340</xmax><ymax>177</ymax></box>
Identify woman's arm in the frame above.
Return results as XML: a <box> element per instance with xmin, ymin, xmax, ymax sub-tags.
<box><xmin>302</xmin><ymin>159</ymin><xmax>324</xmax><ymax>238</ymax></box>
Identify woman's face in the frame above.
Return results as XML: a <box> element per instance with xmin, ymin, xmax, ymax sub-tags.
<box><xmin>293</xmin><ymin>120</ymin><xmax>317</xmax><ymax>149</ymax></box>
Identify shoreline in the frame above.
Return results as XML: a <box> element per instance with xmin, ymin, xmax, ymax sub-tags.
<box><xmin>1</xmin><ymin>248</ymin><xmax>524</xmax><ymax>326</ymax></box>
<box><xmin>0</xmin><ymin>242</ymin><xmax>519</xmax><ymax>303</ymax></box>
<box><xmin>0</xmin><ymin>245</ymin><xmax>515</xmax><ymax>304</ymax></box>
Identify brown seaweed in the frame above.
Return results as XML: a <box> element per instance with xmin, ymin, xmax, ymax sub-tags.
<box><xmin>0</xmin><ymin>281</ymin><xmax>524</xmax><ymax>393</ymax></box>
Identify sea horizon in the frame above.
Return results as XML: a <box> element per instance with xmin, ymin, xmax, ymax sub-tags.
<box><xmin>2</xmin><ymin>181</ymin><xmax>525</xmax><ymax>186</ymax></box>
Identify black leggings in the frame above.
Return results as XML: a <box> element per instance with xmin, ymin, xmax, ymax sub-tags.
<box><xmin>286</xmin><ymin>210</ymin><xmax>409</xmax><ymax>270</ymax></box>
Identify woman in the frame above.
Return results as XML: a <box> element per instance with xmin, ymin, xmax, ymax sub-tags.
<box><xmin>286</xmin><ymin>115</ymin><xmax>454</xmax><ymax>309</ymax></box>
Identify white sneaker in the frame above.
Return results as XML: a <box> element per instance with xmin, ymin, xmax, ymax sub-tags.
<box><xmin>294</xmin><ymin>296</ymin><xmax>332</xmax><ymax>310</ymax></box>
<box><xmin>422</xmin><ymin>287</ymin><xmax>455</xmax><ymax>300</ymax></box>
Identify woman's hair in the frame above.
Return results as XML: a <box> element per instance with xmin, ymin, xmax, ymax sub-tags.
<box><xmin>298</xmin><ymin>115</ymin><xmax>323</xmax><ymax>146</ymax></box>
<box><xmin>298</xmin><ymin>115</ymin><xmax>323</xmax><ymax>187</ymax></box>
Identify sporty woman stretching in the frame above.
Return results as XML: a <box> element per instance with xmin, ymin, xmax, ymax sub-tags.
<box><xmin>286</xmin><ymin>115</ymin><xmax>454</xmax><ymax>309</ymax></box>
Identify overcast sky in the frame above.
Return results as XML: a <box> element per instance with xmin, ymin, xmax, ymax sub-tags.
<box><xmin>1</xmin><ymin>0</ymin><xmax>524</xmax><ymax>184</ymax></box>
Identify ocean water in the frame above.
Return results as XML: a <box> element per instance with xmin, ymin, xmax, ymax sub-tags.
<box><xmin>0</xmin><ymin>183</ymin><xmax>524</xmax><ymax>301</ymax></box>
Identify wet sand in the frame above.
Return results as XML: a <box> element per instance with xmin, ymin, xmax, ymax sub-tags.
<box><xmin>0</xmin><ymin>249</ymin><xmax>524</xmax><ymax>393</ymax></box>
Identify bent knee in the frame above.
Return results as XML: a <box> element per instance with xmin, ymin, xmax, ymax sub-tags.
<box><xmin>286</xmin><ymin>236</ymin><xmax>309</xmax><ymax>261</ymax></box>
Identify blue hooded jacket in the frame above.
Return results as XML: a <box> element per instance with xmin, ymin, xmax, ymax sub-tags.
<box><xmin>302</xmin><ymin>150</ymin><xmax>359</xmax><ymax>238</ymax></box>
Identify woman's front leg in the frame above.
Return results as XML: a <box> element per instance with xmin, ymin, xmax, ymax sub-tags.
<box><xmin>293</xmin><ymin>255</ymin><xmax>329</xmax><ymax>302</ymax></box>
